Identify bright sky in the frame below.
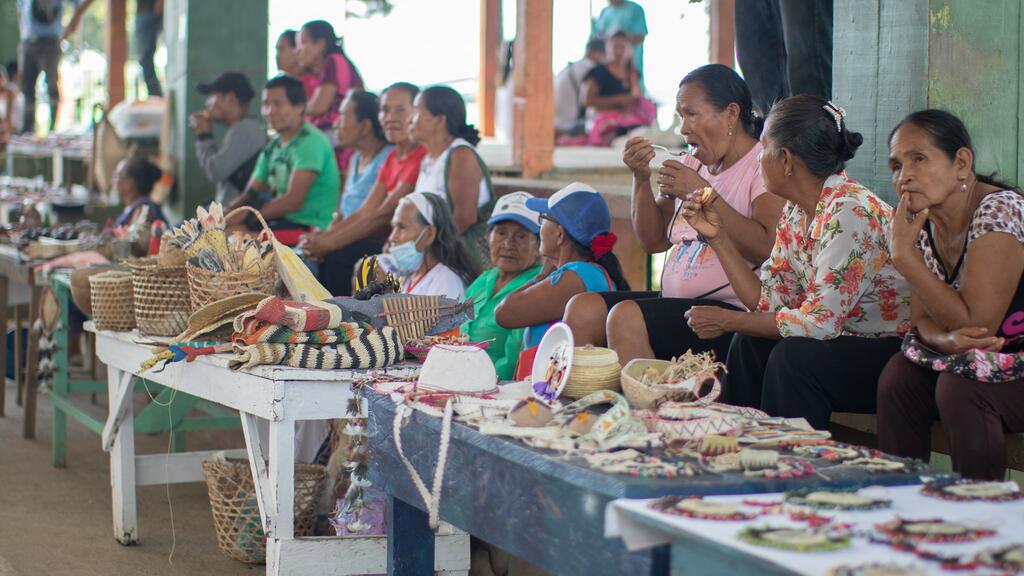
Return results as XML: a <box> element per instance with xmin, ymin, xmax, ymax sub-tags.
<box><xmin>267</xmin><ymin>0</ymin><xmax>712</xmax><ymax>136</ymax></box>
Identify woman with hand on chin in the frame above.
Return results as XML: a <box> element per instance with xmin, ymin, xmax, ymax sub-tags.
<box><xmin>685</xmin><ymin>95</ymin><xmax>910</xmax><ymax>431</ymax></box>
<box><xmin>877</xmin><ymin>109</ymin><xmax>1024</xmax><ymax>480</ymax></box>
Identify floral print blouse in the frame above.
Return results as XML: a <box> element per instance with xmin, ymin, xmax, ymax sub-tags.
<box><xmin>757</xmin><ymin>173</ymin><xmax>911</xmax><ymax>339</ymax></box>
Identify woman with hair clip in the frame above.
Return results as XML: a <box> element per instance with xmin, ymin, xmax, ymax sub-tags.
<box><xmin>384</xmin><ymin>191</ymin><xmax>479</xmax><ymax>300</ymax></box>
<box><xmin>878</xmin><ymin>109</ymin><xmax>1024</xmax><ymax>480</ymax></box>
<box><xmin>410</xmin><ymin>85</ymin><xmax>496</xmax><ymax>270</ymax></box>
<box><xmin>684</xmin><ymin>95</ymin><xmax>910</xmax><ymax>430</ymax></box>
<box><xmin>495</xmin><ymin>182</ymin><xmax>630</xmax><ymax>377</ymax></box>
<box><xmin>564</xmin><ymin>64</ymin><xmax>784</xmax><ymax>366</ymax></box>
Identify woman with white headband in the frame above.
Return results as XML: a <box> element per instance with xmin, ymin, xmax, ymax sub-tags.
<box><xmin>684</xmin><ymin>95</ymin><xmax>911</xmax><ymax>430</ymax></box>
<box><xmin>385</xmin><ymin>191</ymin><xmax>479</xmax><ymax>300</ymax></box>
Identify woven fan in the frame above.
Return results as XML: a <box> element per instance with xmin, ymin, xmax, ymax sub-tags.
<box><xmin>380</xmin><ymin>295</ymin><xmax>445</xmax><ymax>342</ymax></box>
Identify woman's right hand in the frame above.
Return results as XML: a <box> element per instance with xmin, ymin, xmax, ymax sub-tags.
<box><xmin>622</xmin><ymin>137</ymin><xmax>654</xmax><ymax>179</ymax></box>
<box><xmin>931</xmin><ymin>326</ymin><xmax>1004</xmax><ymax>355</ymax></box>
<box><xmin>681</xmin><ymin>188</ymin><xmax>723</xmax><ymax>240</ymax></box>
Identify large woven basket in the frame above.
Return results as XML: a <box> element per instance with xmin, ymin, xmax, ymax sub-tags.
<box><xmin>89</xmin><ymin>271</ymin><xmax>136</xmax><ymax>331</ymax></box>
<box><xmin>621</xmin><ymin>358</ymin><xmax>714</xmax><ymax>410</ymax></box>
<box><xmin>562</xmin><ymin>346</ymin><xmax>622</xmax><ymax>399</ymax></box>
<box><xmin>127</xmin><ymin>258</ymin><xmax>190</xmax><ymax>336</ymax></box>
<box><xmin>202</xmin><ymin>458</ymin><xmax>325</xmax><ymax>564</ymax></box>
<box><xmin>186</xmin><ymin>206</ymin><xmax>279</xmax><ymax>313</ymax></box>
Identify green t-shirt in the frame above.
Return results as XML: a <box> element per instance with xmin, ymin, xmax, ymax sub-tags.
<box><xmin>252</xmin><ymin>121</ymin><xmax>340</xmax><ymax>230</ymax></box>
<box><xmin>461</xmin><ymin>264</ymin><xmax>542</xmax><ymax>380</ymax></box>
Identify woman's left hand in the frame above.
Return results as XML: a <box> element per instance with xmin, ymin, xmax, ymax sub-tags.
<box><xmin>657</xmin><ymin>160</ymin><xmax>711</xmax><ymax>200</ymax></box>
<box><xmin>891</xmin><ymin>192</ymin><xmax>928</xmax><ymax>268</ymax></box>
<box><xmin>686</xmin><ymin>306</ymin><xmax>735</xmax><ymax>340</ymax></box>
<box><xmin>300</xmin><ymin>232</ymin><xmax>331</xmax><ymax>261</ymax></box>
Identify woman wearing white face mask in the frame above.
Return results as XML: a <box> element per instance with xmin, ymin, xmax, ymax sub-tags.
<box><xmin>385</xmin><ymin>191</ymin><xmax>479</xmax><ymax>300</ymax></box>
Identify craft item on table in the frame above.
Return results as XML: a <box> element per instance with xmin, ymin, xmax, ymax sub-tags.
<box><xmin>232</xmin><ymin>323</ymin><xmax>362</xmax><ymax>347</ymax></box>
<box><xmin>738</xmin><ymin>423</ymin><xmax>832</xmax><ymax>445</ymax></box>
<box><xmin>157</xmin><ymin>234</ymin><xmax>187</xmax><ymax>267</ymax></box>
<box><xmin>649</xmin><ymin>496</ymin><xmax>758</xmax><ymax>520</ymax></box>
<box><xmin>140</xmin><ymin>341</ymin><xmax>234</xmax><ymax>373</ymax></box>
<box><xmin>620</xmin><ymin>351</ymin><xmax>724</xmax><ymax>410</ymax></box>
<box><xmin>561</xmin><ymin>345</ymin><xmax>621</xmax><ymax>399</ymax></box>
<box><xmin>404</xmin><ymin>334</ymin><xmax>490</xmax><ymax>362</ymax></box>
<box><xmin>176</xmin><ymin>292</ymin><xmax>269</xmax><ymax>343</ymax></box>
<box><xmin>636</xmin><ymin>402</ymin><xmax>743</xmax><ymax>441</ymax></box>
<box><xmin>416</xmin><ymin>344</ymin><xmax>498</xmax><ymax>395</ymax></box>
<box><xmin>353</xmin><ymin>254</ymin><xmax>400</xmax><ymax>298</ymax></box>
<box><xmin>393</xmin><ymin>401</ymin><xmax>454</xmax><ymax>529</ymax></box>
<box><xmin>323</xmin><ymin>294</ymin><xmax>473</xmax><ymax>336</ymax></box>
<box><xmin>584</xmin><ymin>449</ymin><xmax>698</xmax><ymax>478</ymax></box>
<box><xmin>508</xmin><ymin>398</ymin><xmax>555</xmax><ymax>427</ymax></box>
<box><xmin>233</xmin><ymin>296</ymin><xmax>344</xmax><ymax>337</ymax></box>
<box><xmin>738</xmin><ymin>525</ymin><xmax>852</xmax><ymax>552</ymax></box>
<box><xmin>842</xmin><ymin>457</ymin><xmax>907</xmax><ymax>473</ymax></box>
<box><xmin>874</xmin><ymin>518</ymin><xmax>996</xmax><ymax>544</ymax></box>
<box><xmin>703</xmin><ymin>449</ymin><xmax>817</xmax><ymax>479</ymax></box>
<box><xmin>919</xmin><ymin>479</ymin><xmax>1023</xmax><ymax>502</ymax></box>
<box><xmin>531</xmin><ymin>322</ymin><xmax>574</xmax><ymax>402</ymax></box>
<box><xmin>789</xmin><ymin>442</ymin><xmax>865</xmax><ymax>462</ymax></box>
<box><xmin>35</xmin><ymin>287</ymin><xmax>62</xmax><ymax>394</ymax></box>
<box><xmin>784</xmin><ymin>487</ymin><xmax>892</xmax><ymax>511</ymax></box>
<box><xmin>274</xmin><ymin>235</ymin><xmax>331</xmax><ymax>301</ymax></box>
<box><xmin>826</xmin><ymin>562</ymin><xmax>924</xmax><ymax>576</ymax></box>
<box><xmin>228</xmin><ymin>326</ymin><xmax>404</xmax><ymax>371</ymax></box>
<box><xmin>567</xmin><ymin>411</ymin><xmax>596</xmax><ymax>435</ymax></box>
<box><xmin>380</xmin><ymin>293</ymin><xmax>475</xmax><ymax>343</ymax></box>
<box><xmin>739</xmin><ymin>448</ymin><xmax>779</xmax><ymax>471</ymax></box>
<box><xmin>704</xmin><ymin>403</ymin><xmax>770</xmax><ymax>420</ymax></box>
<box><xmin>973</xmin><ymin>544</ymin><xmax>1024</xmax><ymax>573</ymax></box>
<box><xmin>700</xmin><ymin>434</ymin><xmax>739</xmax><ymax>456</ymax></box>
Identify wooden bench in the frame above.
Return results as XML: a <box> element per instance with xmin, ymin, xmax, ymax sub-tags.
<box><xmin>830</xmin><ymin>413</ymin><xmax>1024</xmax><ymax>472</ymax></box>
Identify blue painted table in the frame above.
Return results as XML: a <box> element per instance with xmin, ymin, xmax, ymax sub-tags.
<box><xmin>363</xmin><ymin>391</ymin><xmax>930</xmax><ymax>576</ymax></box>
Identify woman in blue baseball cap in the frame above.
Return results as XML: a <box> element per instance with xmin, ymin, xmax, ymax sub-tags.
<box><xmin>461</xmin><ymin>192</ymin><xmax>544</xmax><ymax>379</ymax></box>
<box><xmin>496</xmin><ymin>182</ymin><xmax>630</xmax><ymax>376</ymax></box>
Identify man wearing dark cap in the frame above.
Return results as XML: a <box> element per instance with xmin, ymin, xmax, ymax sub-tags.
<box><xmin>190</xmin><ymin>71</ymin><xmax>267</xmax><ymax>203</ymax></box>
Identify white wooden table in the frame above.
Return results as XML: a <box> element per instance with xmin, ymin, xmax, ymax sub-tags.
<box><xmin>88</xmin><ymin>322</ymin><xmax>470</xmax><ymax>575</ymax></box>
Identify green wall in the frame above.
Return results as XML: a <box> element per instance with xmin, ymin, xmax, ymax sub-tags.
<box><xmin>0</xmin><ymin>0</ymin><xmax>19</xmax><ymax>69</ymax></box>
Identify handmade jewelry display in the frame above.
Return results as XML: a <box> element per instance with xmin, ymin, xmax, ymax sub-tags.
<box><xmin>738</xmin><ymin>525</ymin><xmax>852</xmax><ymax>552</ymax></box>
<box><xmin>920</xmin><ymin>479</ymin><xmax>1024</xmax><ymax>502</ymax></box>
<box><xmin>584</xmin><ymin>449</ymin><xmax>697</xmax><ymax>478</ymax></box>
<box><xmin>649</xmin><ymin>496</ymin><xmax>758</xmax><ymax>521</ymax></box>
<box><xmin>784</xmin><ymin>487</ymin><xmax>892</xmax><ymax>511</ymax></box>
<box><xmin>843</xmin><ymin>457</ymin><xmax>906</xmax><ymax>473</ymax></box>
<box><xmin>874</xmin><ymin>518</ymin><xmax>996</xmax><ymax>543</ymax></box>
<box><xmin>826</xmin><ymin>562</ymin><xmax>924</xmax><ymax>576</ymax></box>
<box><xmin>789</xmin><ymin>442</ymin><xmax>865</xmax><ymax>462</ymax></box>
<box><xmin>974</xmin><ymin>544</ymin><xmax>1024</xmax><ymax>572</ymax></box>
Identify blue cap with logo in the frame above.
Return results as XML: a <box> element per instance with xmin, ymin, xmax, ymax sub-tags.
<box><xmin>525</xmin><ymin>182</ymin><xmax>611</xmax><ymax>247</ymax></box>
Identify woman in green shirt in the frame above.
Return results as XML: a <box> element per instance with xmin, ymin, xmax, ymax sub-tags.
<box><xmin>462</xmin><ymin>192</ymin><xmax>543</xmax><ymax>379</ymax></box>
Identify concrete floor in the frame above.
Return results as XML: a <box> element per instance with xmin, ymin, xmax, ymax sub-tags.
<box><xmin>0</xmin><ymin>379</ymin><xmax>260</xmax><ymax>576</ymax></box>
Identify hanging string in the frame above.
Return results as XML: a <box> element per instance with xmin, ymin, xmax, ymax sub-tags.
<box><xmin>141</xmin><ymin>377</ymin><xmax>178</xmax><ymax>565</ymax></box>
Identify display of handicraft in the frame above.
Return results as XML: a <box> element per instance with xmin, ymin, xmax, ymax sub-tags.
<box><xmin>738</xmin><ymin>525</ymin><xmax>852</xmax><ymax>552</ymax></box>
<box><xmin>873</xmin><ymin>518</ymin><xmax>996</xmax><ymax>544</ymax></box>
<box><xmin>788</xmin><ymin>442</ymin><xmax>865</xmax><ymax>462</ymax></box>
<box><xmin>784</xmin><ymin>487</ymin><xmax>892</xmax><ymax>511</ymax></box>
<box><xmin>649</xmin><ymin>496</ymin><xmax>758</xmax><ymax>521</ymax></box>
<box><xmin>583</xmin><ymin>449</ymin><xmax>696</xmax><ymax>478</ymax></box>
<box><xmin>974</xmin><ymin>544</ymin><xmax>1024</xmax><ymax>572</ymax></box>
<box><xmin>703</xmin><ymin>449</ymin><xmax>817</xmax><ymax>479</ymax></box>
<box><xmin>531</xmin><ymin>322</ymin><xmax>573</xmax><ymax>402</ymax></box>
<box><xmin>920</xmin><ymin>479</ymin><xmax>1024</xmax><ymax>502</ymax></box>
<box><xmin>826</xmin><ymin>563</ymin><xmax>924</xmax><ymax>576</ymax></box>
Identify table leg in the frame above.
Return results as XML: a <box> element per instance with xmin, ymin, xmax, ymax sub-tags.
<box><xmin>23</xmin><ymin>286</ymin><xmax>41</xmax><ymax>439</ymax></box>
<box><xmin>106</xmin><ymin>367</ymin><xmax>139</xmax><ymax>545</ymax></box>
<box><xmin>265</xmin><ymin>418</ymin><xmax>295</xmax><ymax>576</ymax></box>
<box><xmin>387</xmin><ymin>496</ymin><xmax>435</xmax><ymax>576</ymax></box>
<box><xmin>13</xmin><ymin>305</ymin><xmax>22</xmax><ymax>407</ymax></box>
<box><xmin>0</xmin><ymin>274</ymin><xmax>7</xmax><ymax>417</ymax></box>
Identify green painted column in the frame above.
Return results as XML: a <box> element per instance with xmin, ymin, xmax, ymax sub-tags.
<box><xmin>0</xmin><ymin>0</ymin><xmax>20</xmax><ymax>69</ymax></box>
<box><xmin>835</xmin><ymin>0</ymin><xmax>1022</xmax><ymax>204</ymax></box>
<box><xmin>163</xmin><ymin>0</ymin><xmax>268</xmax><ymax>221</ymax></box>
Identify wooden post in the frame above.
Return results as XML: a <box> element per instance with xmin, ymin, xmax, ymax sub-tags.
<box><xmin>105</xmin><ymin>0</ymin><xmax>127</xmax><ymax>107</ymax></box>
<box><xmin>710</xmin><ymin>0</ymin><xmax>736</xmax><ymax>67</ymax></box>
<box><xmin>479</xmin><ymin>0</ymin><xmax>501</xmax><ymax>138</ymax></box>
<box><xmin>512</xmin><ymin>0</ymin><xmax>554</xmax><ymax>178</ymax></box>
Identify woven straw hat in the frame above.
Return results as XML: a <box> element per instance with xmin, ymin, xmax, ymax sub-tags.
<box><xmin>176</xmin><ymin>292</ymin><xmax>269</xmax><ymax>342</ymax></box>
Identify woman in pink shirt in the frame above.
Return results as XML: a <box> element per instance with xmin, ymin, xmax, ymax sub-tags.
<box><xmin>564</xmin><ymin>64</ymin><xmax>784</xmax><ymax>365</ymax></box>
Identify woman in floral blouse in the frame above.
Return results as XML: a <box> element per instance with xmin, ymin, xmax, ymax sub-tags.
<box><xmin>878</xmin><ymin>110</ymin><xmax>1024</xmax><ymax>480</ymax></box>
<box><xmin>683</xmin><ymin>95</ymin><xmax>911</xmax><ymax>430</ymax></box>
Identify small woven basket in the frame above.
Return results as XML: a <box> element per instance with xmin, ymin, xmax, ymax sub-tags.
<box><xmin>561</xmin><ymin>346</ymin><xmax>621</xmax><ymax>399</ymax></box>
<box><xmin>186</xmin><ymin>206</ymin><xmax>279</xmax><ymax>313</ymax></box>
<box><xmin>89</xmin><ymin>271</ymin><xmax>136</xmax><ymax>331</ymax></box>
<box><xmin>202</xmin><ymin>458</ymin><xmax>325</xmax><ymax>565</ymax></box>
<box><xmin>621</xmin><ymin>358</ymin><xmax>709</xmax><ymax>410</ymax></box>
<box><xmin>128</xmin><ymin>257</ymin><xmax>190</xmax><ymax>336</ymax></box>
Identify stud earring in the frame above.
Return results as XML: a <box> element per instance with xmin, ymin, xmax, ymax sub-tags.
<box><xmin>961</xmin><ymin>182</ymin><xmax>967</xmax><ymax>193</ymax></box>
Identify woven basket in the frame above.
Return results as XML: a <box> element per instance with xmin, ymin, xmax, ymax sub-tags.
<box><xmin>186</xmin><ymin>206</ymin><xmax>279</xmax><ymax>313</ymax></box>
<box><xmin>89</xmin><ymin>271</ymin><xmax>136</xmax><ymax>331</ymax></box>
<box><xmin>202</xmin><ymin>458</ymin><xmax>325</xmax><ymax>565</ymax></box>
<box><xmin>562</xmin><ymin>346</ymin><xmax>621</xmax><ymax>399</ymax></box>
<box><xmin>69</xmin><ymin>265</ymin><xmax>120</xmax><ymax>316</ymax></box>
<box><xmin>621</xmin><ymin>358</ymin><xmax>710</xmax><ymax>410</ymax></box>
<box><xmin>127</xmin><ymin>257</ymin><xmax>190</xmax><ymax>336</ymax></box>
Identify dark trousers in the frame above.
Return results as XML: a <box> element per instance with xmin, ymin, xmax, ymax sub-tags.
<box><xmin>19</xmin><ymin>38</ymin><xmax>61</xmax><ymax>133</ymax></box>
<box><xmin>317</xmin><ymin>237</ymin><xmax>386</xmax><ymax>297</ymax></box>
<box><xmin>723</xmin><ymin>333</ymin><xmax>901</xmax><ymax>430</ymax></box>
<box><xmin>135</xmin><ymin>11</ymin><xmax>163</xmax><ymax>97</ymax></box>
<box><xmin>734</xmin><ymin>0</ymin><xmax>833</xmax><ymax>116</ymax></box>
<box><xmin>877</xmin><ymin>353</ymin><xmax>1024</xmax><ymax>480</ymax></box>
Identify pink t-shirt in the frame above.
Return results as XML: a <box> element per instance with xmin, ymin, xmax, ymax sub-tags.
<box><xmin>661</xmin><ymin>142</ymin><xmax>766</xmax><ymax>308</ymax></box>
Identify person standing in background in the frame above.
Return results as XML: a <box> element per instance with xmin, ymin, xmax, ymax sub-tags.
<box><xmin>134</xmin><ymin>0</ymin><xmax>163</xmax><ymax>97</ymax></box>
<box><xmin>16</xmin><ymin>0</ymin><xmax>91</xmax><ymax>133</ymax></box>
<box><xmin>592</xmin><ymin>0</ymin><xmax>647</xmax><ymax>79</ymax></box>
<box><xmin>553</xmin><ymin>37</ymin><xmax>604</xmax><ymax>136</ymax></box>
<box><xmin>734</xmin><ymin>0</ymin><xmax>833</xmax><ymax>117</ymax></box>
<box><xmin>275</xmin><ymin>29</ymin><xmax>319</xmax><ymax>100</ymax></box>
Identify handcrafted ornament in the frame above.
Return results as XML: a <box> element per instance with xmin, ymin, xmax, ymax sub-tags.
<box><xmin>404</xmin><ymin>334</ymin><xmax>488</xmax><ymax>362</ymax></box>
<box><xmin>508</xmin><ymin>398</ymin><xmax>554</xmax><ymax>428</ymax></box>
<box><xmin>620</xmin><ymin>352</ymin><xmax>724</xmax><ymax>409</ymax></box>
<box><xmin>416</xmin><ymin>344</ymin><xmax>498</xmax><ymax>394</ymax></box>
<box><xmin>874</xmin><ymin>518</ymin><xmax>996</xmax><ymax>544</ymax></box>
<box><xmin>827</xmin><ymin>563</ymin><xmax>923</xmax><ymax>576</ymax></box>
<box><xmin>784</xmin><ymin>488</ymin><xmax>892</xmax><ymax>511</ymax></box>
<box><xmin>738</xmin><ymin>525</ymin><xmax>851</xmax><ymax>552</ymax></box>
<box><xmin>789</xmin><ymin>442</ymin><xmax>864</xmax><ymax>462</ymax></box>
<box><xmin>920</xmin><ymin>479</ymin><xmax>1023</xmax><ymax>502</ymax></box>
<box><xmin>35</xmin><ymin>287</ymin><xmax>62</xmax><ymax>394</ymax></box>
<box><xmin>699</xmin><ymin>435</ymin><xmax>739</xmax><ymax>456</ymax></box>
<box><xmin>531</xmin><ymin>322</ymin><xmax>573</xmax><ymax>402</ymax></box>
<box><xmin>638</xmin><ymin>402</ymin><xmax>743</xmax><ymax>441</ymax></box>
<box><xmin>974</xmin><ymin>544</ymin><xmax>1024</xmax><ymax>572</ymax></box>
<box><xmin>843</xmin><ymin>457</ymin><xmax>906</xmax><ymax>473</ymax></box>
<box><xmin>650</xmin><ymin>496</ymin><xmax>757</xmax><ymax>521</ymax></box>
<box><xmin>584</xmin><ymin>449</ymin><xmax>696</xmax><ymax>478</ymax></box>
<box><xmin>739</xmin><ymin>449</ymin><xmax>778</xmax><ymax>471</ymax></box>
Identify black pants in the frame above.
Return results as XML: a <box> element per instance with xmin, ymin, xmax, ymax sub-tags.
<box><xmin>317</xmin><ymin>237</ymin><xmax>386</xmax><ymax>297</ymax></box>
<box><xmin>19</xmin><ymin>38</ymin><xmax>61</xmax><ymax>133</ymax></box>
<box><xmin>135</xmin><ymin>11</ymin><xmax>163</xmax><ymax>97</ymax></box>
<box><xmin>723</xmin><ymin>333</ymin><xmax>901</xmax><ymax>430</ymax></box>
<box><xmin>734</xmin><ymin>0</ymin><xmax>833</xmax><ymax>116</ymax></box>
<box><xmin>599</xmin><ymin>291</ymin><xmax>740</xmax><ymax>362</ymax></box>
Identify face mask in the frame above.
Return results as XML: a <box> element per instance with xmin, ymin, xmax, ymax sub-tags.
<box><xmin>390</xmin><ymin>229</ymin><xmax>428</xmax><ymax>273</ymax></box>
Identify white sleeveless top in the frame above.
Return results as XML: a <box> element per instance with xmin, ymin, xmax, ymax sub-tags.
<box><xmin>413</xmin><ymin>137</ymin><xmax>491</xmax><ymax>208</ymax></box>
